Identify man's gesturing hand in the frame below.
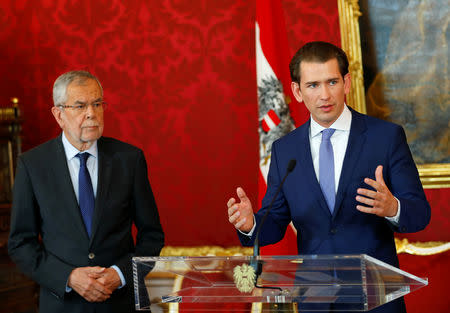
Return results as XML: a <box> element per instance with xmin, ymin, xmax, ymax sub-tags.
<box><xmin>356</xmin><ymin>165</ymin><xmax>398</xmax><ymax>217</ymax></box>
<box><xmin>227</xmin><ymin>187</ymin><xmax>254</xmax><ymax>233</ymax></box>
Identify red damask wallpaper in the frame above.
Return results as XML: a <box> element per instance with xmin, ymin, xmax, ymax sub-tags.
<box><xmin>0</xmin><ymin>0</ymin><xmax>448</xmax><ymax>311</ymax></box>
<box><xmin>0</xmin><ymin>0</ymin><xmax>350</xmax><ymax>247</ymax></box>
<box><xmin>1</xmin><ymin>0</ymin><xmax>260</xmax><ymax>246</ymax></box>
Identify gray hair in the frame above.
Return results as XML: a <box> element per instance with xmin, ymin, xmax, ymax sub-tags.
<box><xmin>52</xmin><ymin>70</ymin><xmax>103</xmax><ymax>106</ymax></box>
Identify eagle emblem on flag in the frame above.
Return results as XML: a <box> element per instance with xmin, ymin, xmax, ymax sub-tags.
<box><xmin>258</xmin><ymin>76</ymin><xmax>295</xmax><ymax>167</ymax></box>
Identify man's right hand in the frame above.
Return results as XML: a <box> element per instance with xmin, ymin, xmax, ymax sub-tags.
<box><xmin>227</xmin><ymin>187</ymin><xmax>254</xmax><ymax>233</ymax></box>
<box><xmin>68</xmin><ymin>267</ymin><xmax>113</xmax><ymax>302</ymax></box>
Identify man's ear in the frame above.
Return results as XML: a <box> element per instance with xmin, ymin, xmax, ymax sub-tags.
<box><xmin>51</xmin><ymin>106</ymin><xmax>64</xmax><ymax>129</ymax></box>
<box><xmin>291</xmin><ymin>82</ymin><xmax>303</xmax><ymax>103</ymax></box>
<box><xmin>343</xmin><ymin>72</ymin><xmax>351</xmax><ymax>95</ymax></box>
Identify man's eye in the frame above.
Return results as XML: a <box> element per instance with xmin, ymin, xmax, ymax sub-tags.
<box><xmin>330</xmin><ymin>80</ymin><xmax>337</xmax><ymax>86</ymax></box>
<box><xmin>92</xmin><ymin>102</ymin><xmax>101</xmax><ymax>107</ymax></box>
<box><xmin>308</xmin><ymin>83</ymin><xmax>317</xmax><ymax>88</ymax></box>
<box><xmin>75</xmin><ymin>105</ymin><xmax>85</xmax><ymax>110</ymax></box>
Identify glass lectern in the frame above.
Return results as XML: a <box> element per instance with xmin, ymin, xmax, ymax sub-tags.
<box><xmin>133</xmin><ymin>254</ymin><xmax>427</xmax><ymax>312</ymax></box>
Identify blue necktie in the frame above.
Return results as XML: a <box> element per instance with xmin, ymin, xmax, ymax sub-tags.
<box><xmin>319</xmin><ymin>128</ymin><xmax>336</xmax><ymax>213</ymax></box>
<box><xmin>77</xmin><ymin>153</ymin><xmax>95</xmax><ymax>237</ymax></box>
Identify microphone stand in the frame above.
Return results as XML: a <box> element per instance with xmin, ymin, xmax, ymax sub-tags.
<box><xmin>251</xmin><ymin>159</ymin><xmax>296</xmax><ymax>290</ymax></box>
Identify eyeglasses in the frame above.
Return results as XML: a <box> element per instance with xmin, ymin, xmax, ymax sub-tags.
<box><xmin>57</xmin><ymin>101</ymin><xmax>107</xmax><ymax>113</ymax></box>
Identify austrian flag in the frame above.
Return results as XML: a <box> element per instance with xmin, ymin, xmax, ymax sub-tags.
<box><xmin>261</xmin><ymin>109</ymin><xmax>281</xmax><ymax>132</ymax></box>
<box><xmin>256</xmin><ymin>0</ymin><xmax>298</xmax><ymax>255</ymax></box>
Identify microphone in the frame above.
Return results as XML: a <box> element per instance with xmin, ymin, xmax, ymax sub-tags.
<box><xmin>251</xmin><ymin>159</ymin><xmax>297</xmax><ymax>281</ymax></box>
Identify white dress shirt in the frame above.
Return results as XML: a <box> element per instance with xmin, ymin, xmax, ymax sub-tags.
<box><xmin>62</xmin><ymin>132</ymin><xmax>98</xmax><ymax>199</ymax></box>
<box><xmin>310</xmin><ymin>105</ymin><xmax>351</xmax><ymax>192</ymax></box>
<box><xmin>61</xmin><ymin>132</ymin><xmax>126</xmax><ymax>290</ymax></box>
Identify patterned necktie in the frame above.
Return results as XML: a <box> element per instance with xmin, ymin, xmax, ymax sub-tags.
<box><xmin>319</xmin><ymin>128</ymin><xmax>336</xmax><ymax>213</ymax></box>
<box><xmin>77</xmin><ymin>153</ymin><xmax>95</xmax><ymax>237</ymax></box>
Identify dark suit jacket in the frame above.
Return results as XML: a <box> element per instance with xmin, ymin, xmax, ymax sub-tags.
<box><xmin>239</xmin><ymin>109</ymin><xmax>431</xmax><ymax>313</ymax></box>
<box><xmin>8</xmin><ymin>135</ymin><xmax>164</xmax><ymax>313</ymax></box>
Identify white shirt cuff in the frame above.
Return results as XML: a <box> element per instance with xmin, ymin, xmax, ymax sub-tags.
<box><xmin>385</xmin><ymin>197</ymin><xmax>401</xmax><ymax>225</ymax></box>
<box><xmin>238</xmin><ymin>215</ymin><xmax>256</xmax><ymax>236</ymax></box>
<box><xmin>111</xmin><ymin>265</ymin><xmax>126</xmax><ymax>288</ymax></box>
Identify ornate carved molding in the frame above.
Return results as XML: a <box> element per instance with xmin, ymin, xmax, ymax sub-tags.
<box><xmin>160</xmin><ymin>245</ymin><xmax>253</xmax><ymax>256</ymax></box>
<box><xmin>417</xmin><ymin>163</ymin><xmax>450</xmax><ymax>189</ymax></box>
<box><xmin>395</xmin><ymin>238</ymin><xmax>450</xmax><ymax>256</ymax></box>
<box><xmin>337</xmin><ymin>0</ymin><xmax>366</xmax><ymax>114</ymax></box>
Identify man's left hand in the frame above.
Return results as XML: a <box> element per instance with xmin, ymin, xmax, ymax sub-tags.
<box><xmin>356</xmin><ymin>165</ymin><xmax>398</xmax><ymax>217</ymax></box>
<box><xmin>90</xmin><ymin>268</ymin><xmax>121</xmax><ymax>292</ymax></box>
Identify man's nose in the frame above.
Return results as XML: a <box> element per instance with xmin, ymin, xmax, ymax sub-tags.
<box><xmin>85</xmin><ymin>103</ymin><xmax>96</xmax><ymax>118</ymax></box>
<box><xmin>320</xmin><ymin>85</ymin><xmax>331</xmax><ymax>100</ymax></box>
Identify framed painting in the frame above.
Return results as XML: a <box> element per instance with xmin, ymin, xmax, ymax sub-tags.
<box><xmin>338</xmin><ymin>0</ymin><xmax>449</xmax><ymax>188</ymax></box>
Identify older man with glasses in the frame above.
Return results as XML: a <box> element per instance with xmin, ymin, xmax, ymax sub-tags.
<box><xmin>8</xmin><ymin>70</ymin><xmax>164</xmax><ymax>313</ymax></box>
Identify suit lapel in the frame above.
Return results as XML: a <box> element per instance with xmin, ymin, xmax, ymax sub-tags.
<box><xmin>295</xmin><ymin>121</ymin><xmax>332</xmax><ymax>217</ymax></box>
<box><xmin>52</xmin><ymin>136</ymin><xmax>90</xmax><ymax>241</ymax></box>
<box><xmin>333</xmin><ymin>109</ymin><xmax>367</xmax><ymax>218</ymax></box>
<box><xmin>89</xmin><ymin>138</ymin><xmax>113</xmax><ymax>244</ymax></box>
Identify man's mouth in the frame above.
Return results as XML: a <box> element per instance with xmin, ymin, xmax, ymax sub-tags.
<box><xmin>319</xmin><ymin>104</ymin><xmax>334</xmax><ymax>112</ymax></box>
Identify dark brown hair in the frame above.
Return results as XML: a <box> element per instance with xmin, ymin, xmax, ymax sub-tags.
<box><xmin>289</xmin><ymin>41</ymin><xmax>349</xmax><ymax>83</ymax></box>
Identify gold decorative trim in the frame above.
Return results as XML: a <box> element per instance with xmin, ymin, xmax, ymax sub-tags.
<box><xmin>337</xmin><ymin>0</ymin><xmax>366</xmax><ymax>114</ymax></box>
<box><xmin>160</xmin><ymin>245</ymin><xmax>253</xmax><ymax>257</ymax></box>
<box><xmin>0</xmin><ymin>107</ymin><xmax>17</xmax><ymax>120</ymax></box>
<box><xmin>395</xmin><ymin>238</ymin><xmax>450</xmax><ymax>255</ymax></box>
<box><xmin>6</xmin><ymin>141</ymin><xmax>14</xmax><ymax>190</ymax></box>
<box><xmin>251</xmin><ymin>303</ymin><xmax>263</xmax><ymax>313</ymax></box>
<box><xmin>417</xmin><ymin>163</ymin><xmax>450</xmax><ymax>189</ymax></box>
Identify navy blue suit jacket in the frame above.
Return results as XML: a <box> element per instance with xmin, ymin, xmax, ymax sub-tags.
<box><xmin>239</xmin><ymin>108</ymin><xmax>430</xmax><ymax>312</ymax></box>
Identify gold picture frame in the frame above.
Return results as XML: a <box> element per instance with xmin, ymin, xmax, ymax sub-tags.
<box><xmin>337</xmin><ymin>0</ymin><xmax>449</xmax><ymax>189</ymax></box>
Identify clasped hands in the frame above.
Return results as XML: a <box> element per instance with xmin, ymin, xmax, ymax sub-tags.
<box><xmin>227</xmin><ymin>165</ymin><xmax>398</xmax><ymax>232</ymax></box>
<box><xmin>68</xmin><ymin>266</ymin><xmax>121</xmax><ymax>302</ymax></box>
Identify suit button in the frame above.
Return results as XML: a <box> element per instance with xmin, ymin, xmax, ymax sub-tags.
<box><xmin>330</xmin><ymin>228</ymin><xmax>337</xmax><ymax>234</ymax></box>
<box><xmin>88</xmin><ymin>253</ymin><xmax>95</xmax><ymax>260</ymax></box>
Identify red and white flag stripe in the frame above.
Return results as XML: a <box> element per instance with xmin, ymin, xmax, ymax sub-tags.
<box><xmin>256</xmin><ymin>0</ymin><xmax>298</xmax><ymax>255</ymax></box>
<box><xmin>261</xmin><ymin>109</ymin><xmax>281</xmax><ymax>133</ymax></box>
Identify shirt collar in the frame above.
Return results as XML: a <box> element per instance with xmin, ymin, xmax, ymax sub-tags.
<box><xmin>310</xmin><ymin>104</ymin><xmax>352</xmax><ymax>138</ymax></box>
<box><xmin>62</xmin><ymin>132</ymin><xmax>98</xmax><ymax>161</ymax></box>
